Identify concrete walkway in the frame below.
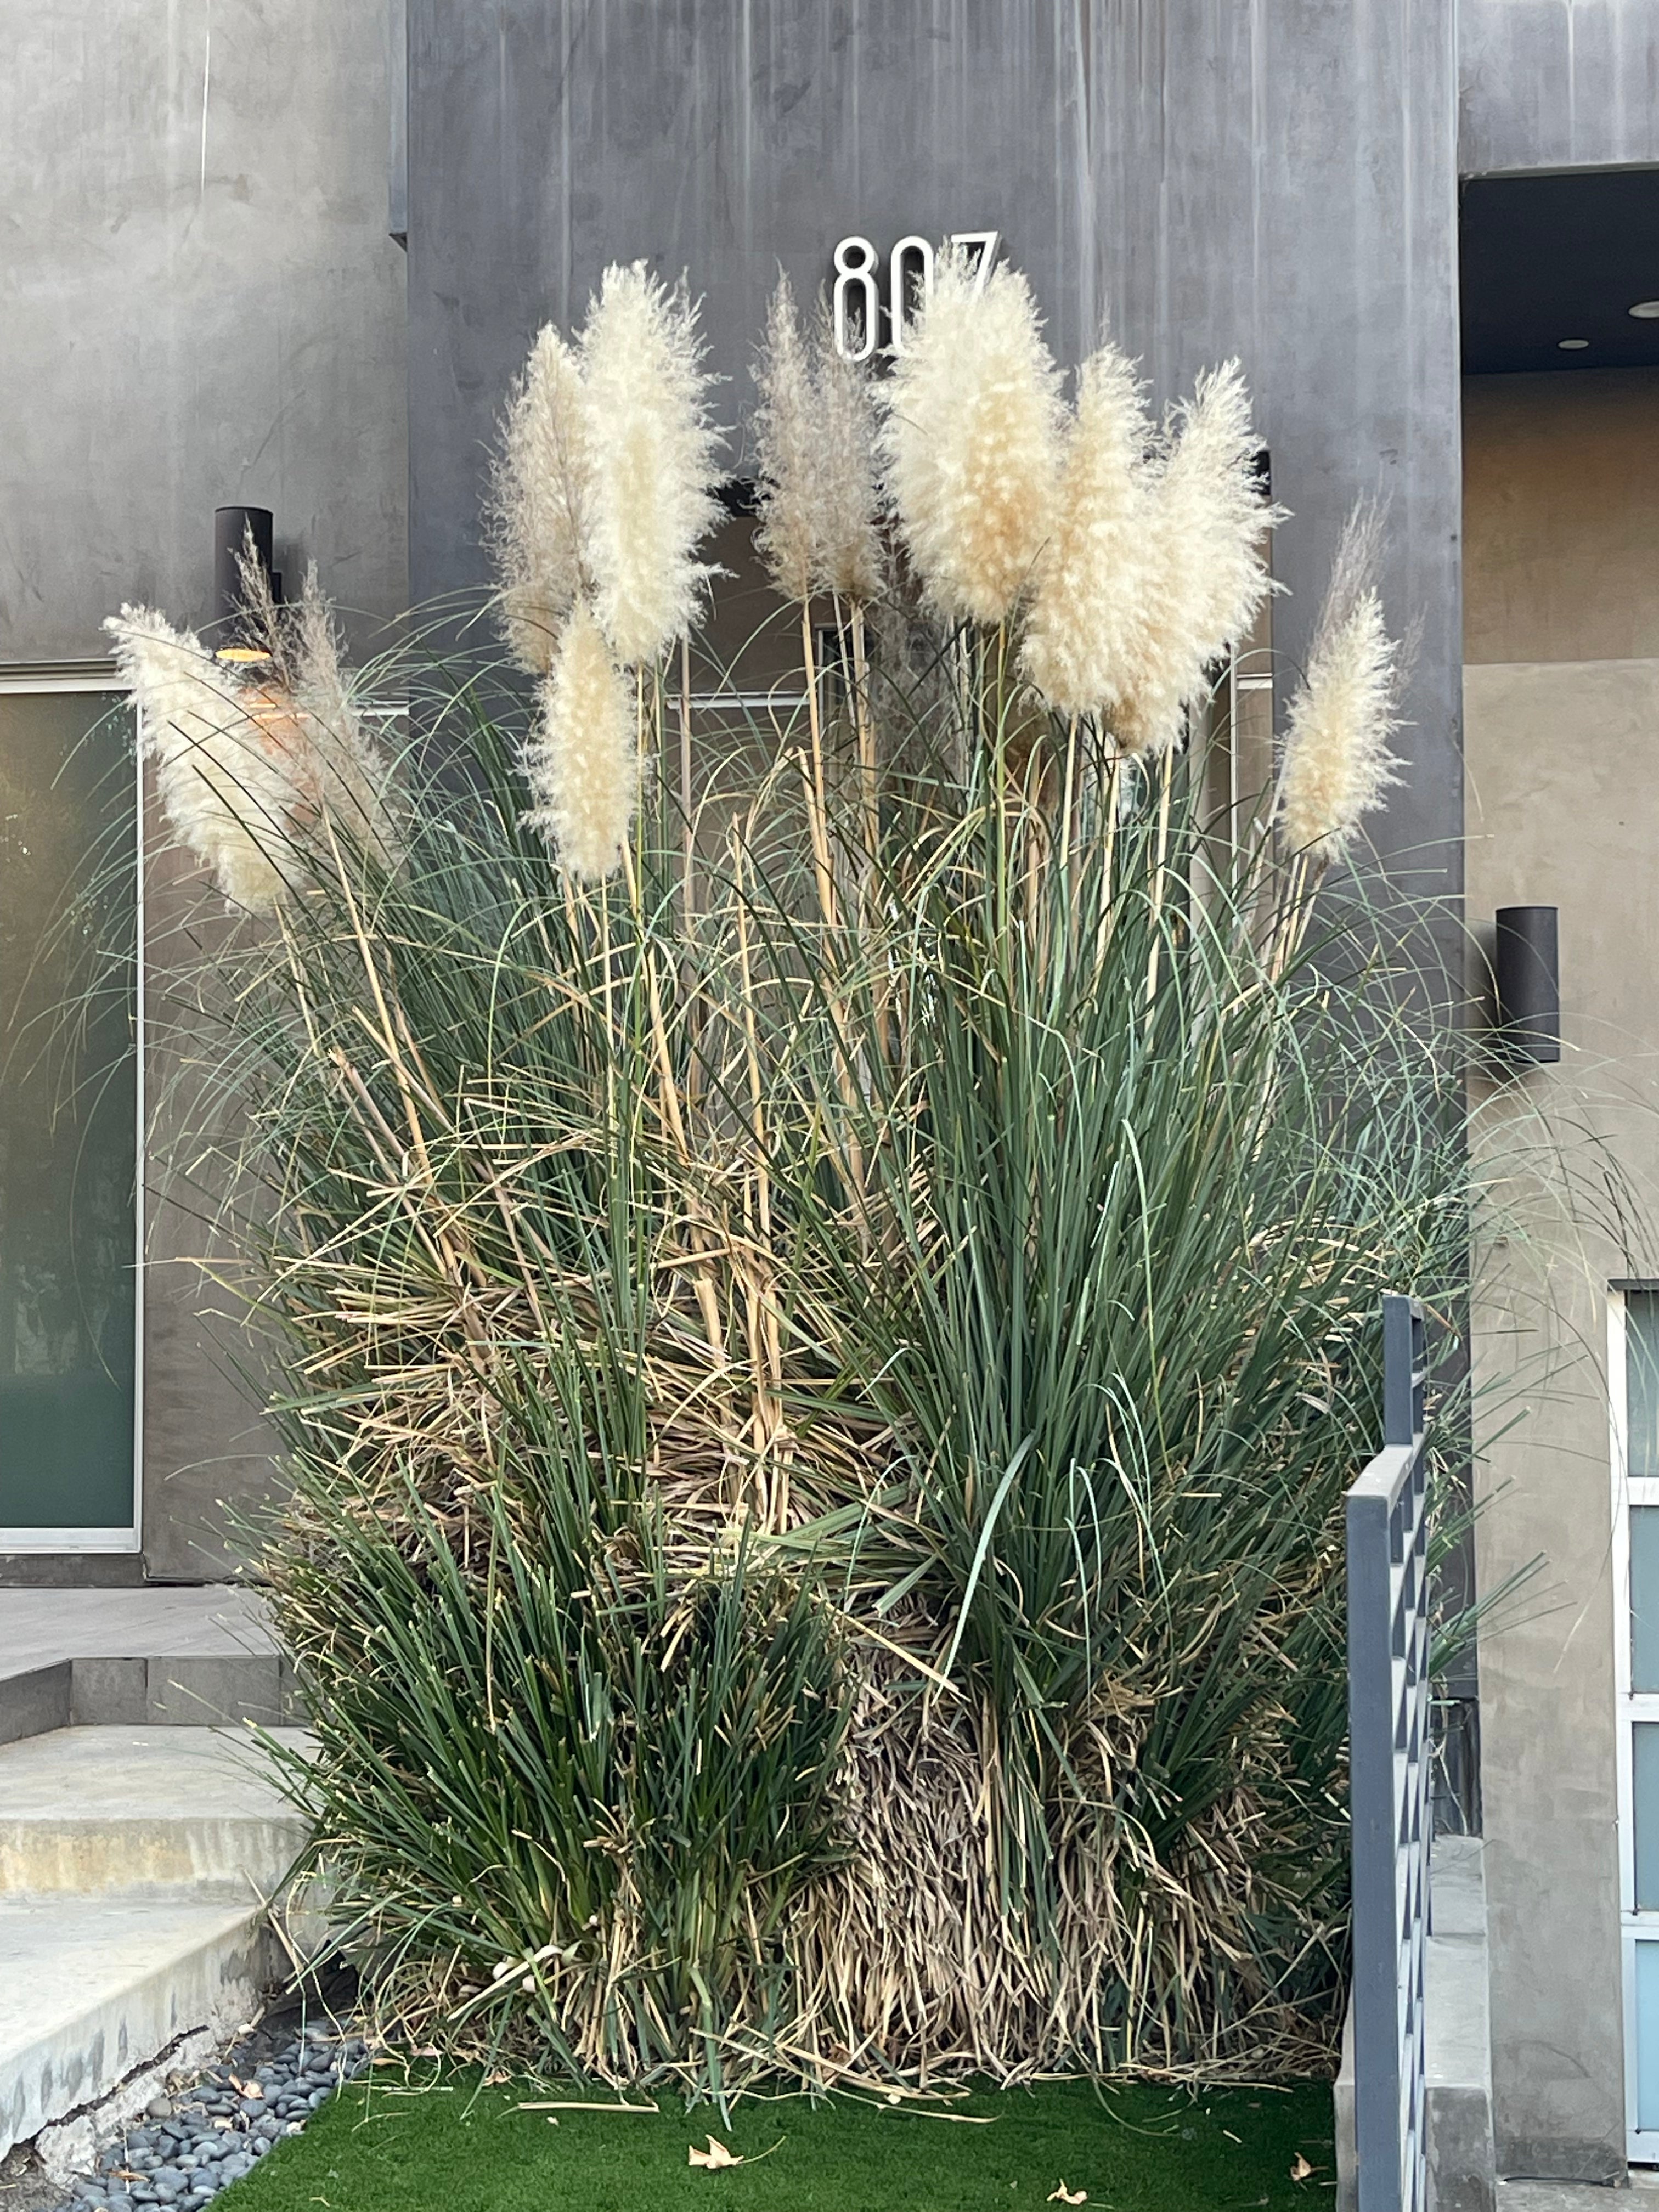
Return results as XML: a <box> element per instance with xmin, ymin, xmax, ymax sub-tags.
<box><xmin>0</xmin><ymin>1590</ymin><xmax>288</xmax><ymax>1743</ymax></box>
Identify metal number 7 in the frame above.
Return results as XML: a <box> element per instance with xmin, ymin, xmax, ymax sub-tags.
<box><xmin>949</xmin><ymin>230</ymin><xmax>1002</xmax><ymax>294</ymax></box>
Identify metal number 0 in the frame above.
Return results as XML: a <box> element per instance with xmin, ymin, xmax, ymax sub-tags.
<box><xmin>832</xmin><ymin>236</ymin><xmax>881</xmax><ymax>364</ymax></box>
<box><xmin>831</xmin><ymin>230</ymin><xmax>1002</xmax><ymax>360</ymax></box>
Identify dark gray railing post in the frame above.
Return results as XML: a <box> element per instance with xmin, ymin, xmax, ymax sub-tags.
<box><xmin>1347</xmin><ymin>1292</ymin><xmax>1432</xmax><ymax>2212</ymax></box>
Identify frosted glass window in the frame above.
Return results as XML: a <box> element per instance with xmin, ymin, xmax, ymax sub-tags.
<box><xmin>0</xmin><ymin>692</ymin><xmax>136</xmax><ymax>1531</ymax></box>
<box><xmin>1629</xmin><ymin>1293</ymin><xmax>1659</xmax><ymax>1480</ymax></box>
<box><xmin>1637</xmin><ymin>1726</ymin><xmax>1659</xmax><ymax>1911</ymax></box>
<box><xmin>1639</xmin><ymin>1943</ymin><xmax>1659</xmax><ymax>2132</ymax></box>
<box><xmin>1633</xmin><ymin>1510</ymin><xmax>1659</xmax><ymax>1692</ymax></box>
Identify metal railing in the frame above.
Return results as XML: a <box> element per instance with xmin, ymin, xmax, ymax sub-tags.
<box><xmin>1346</xmin><ymin>1292</ymin><xmax>1432</xmax><ymax>2212</ymax></box>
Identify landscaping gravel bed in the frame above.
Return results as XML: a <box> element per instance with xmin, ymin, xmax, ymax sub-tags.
<box><xmin>51</xmin><ymin>2024</ymin><xmax>370</xmax><ymax>2211</ymax></box>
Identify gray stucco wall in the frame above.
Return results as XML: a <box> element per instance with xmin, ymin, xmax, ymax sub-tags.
<box><xmin>407</xmin><ymin>0</ymin><xmax>1464</xmax><ymax>919</ymax></box>
<box><xmin>0</xmin><ymin>0</ymin><xmax>408</xmax><ymax>661</ymax></box>
<box><xmin>1460</xmin><ymin>0</ymin><xmax>1659</xmax><ymax>173</ymax></box>
<box><xmin>1463</xmin><ymin>369</ymin><xmax>1659</xmax><ymax>2183</ymax></box>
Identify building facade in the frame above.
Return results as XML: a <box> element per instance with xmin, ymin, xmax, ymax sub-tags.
<box><xmin>3</xmin><ymin>0</ymin><xmax>1657</xmax><ymax>2181</ymax></box>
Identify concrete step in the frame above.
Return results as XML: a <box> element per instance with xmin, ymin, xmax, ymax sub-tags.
<box><xmin>0</xmin><ymin>1887</ymin><xmax>278</xmax><ymax>2160</ymax></box>
<box><xmin>0</xmin><ymin>1726</ymin><xmax>313</xmax><ymax>1895</ymax></box>
<box><xmin>0</xmin><ymin>1724</ymin><xmax>318</xmax><ymax>2159</ymax></box>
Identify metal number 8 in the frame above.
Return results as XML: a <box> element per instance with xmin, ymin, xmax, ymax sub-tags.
<box><xmin>832</xmin><ymin>236</ymin><xmax>880</xmax><ymax>364</ymax></box>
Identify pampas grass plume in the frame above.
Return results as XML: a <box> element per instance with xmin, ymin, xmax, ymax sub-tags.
<box><xmin>812</xmin><ymin>308</ymin><xmax>883</xmax><ymax>602</ymax></box>
<box><xmin>880</xmin><ymin>250</ymin><xmax>1063</xmax><ymax>625</ymax></box>
<box><xmin>488</xmin><ymin>325</ymin><xmax>595</xmax><ymax>675</ymax></box>
<box><xmin>104</xmin><ymin>605</ymin><xmax>297</xmax><ymax>913</ymax></box>
<box><xmin>521</xmin><ymin>602</ymin><xmax>636</xmax><ymax>879</ymax></box>
<box><xmin>287</xmin><ymin>564</ymin><xmax>399</xmax><ymax>868</ymax></box>
<box><xmin>1278</xmin><ymin>504</ymin><xmax>1404</xmax><ymax>865</ymax></box>
<box><xmin>1115</xmin><ymin>362</ymin><xmax>1280</xmax><ymax>755</ymax></box>
<box><xmin>753</xmin><ymin>275</ymin><xmax>819</xmax><ymax>603</ymax></box>
<box><xmin>1020</xmin><ymin>341</ymin><xmax>1150</xmax><ymax>717</ymax></box>
<box><xmin>754</xmin><ymin>277</ymin><xmax>884</xmax><ymax>605</ymax></box>
<box><xmin>580</xmin><ymin>263</ymin><xmax>723</xmax><ymax>665</ymax></box>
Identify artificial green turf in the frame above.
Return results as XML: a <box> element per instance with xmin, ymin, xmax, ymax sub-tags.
<box><xmin>218</xmin><ymin>2071</ymin><xmax>1335</xmax><ymax>2212</ymax></box>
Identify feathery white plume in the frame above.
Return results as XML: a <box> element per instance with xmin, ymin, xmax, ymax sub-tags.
<box><xmin>1020</xmin><ymin>341</ymin><xmax>1152</xmax><ymax>718</ymax></box>
<box><xmin>879</xmin><ymin>249</ymin><xmax>1063</xmax><ymax>625</ymax></box>
<box><xmin>520</xmin><ymin>602</ymin><xmax>636</xmax><ymax>879</ymax></box>
<box><xmin>1114</xmin><ymin>362</ymin><xmax>1280</xmax><ymax>755</ymax></box>
<box><xmin>811</xmin><ymin>306</ymin><xmax>883</xmax><ymax>602</ymax></box>
<box><xmin>104</xmin><ymin>605</ymin><xmax>301</xmax><ymax>913</ymax></box>
<box><xmin>1277</xmin><ymin>504</ymin><xmax>1404</xmax><ymax>866</ymax></box>
<box><xmin>752</xmin><ymin>275</ymin><xmax>819</xmax><ymax>603</ymax></box>
<box><xmin>579</xmin><ymin>263</ymin><xmax>723</xmax><ymax>666</ymax></box>
<box><xmin>488</xmin><ymin>325</ymin><xmax>595</xmax><ymax>674</ymax></box>
<box><xmin>753</xmin><ymin>276</ymin><xmax>885</xmax><ymax>605</ymax></box>
<box><xmin>286</xmin><ymin>563</ymin><xmax>400</xmax><ymax>869</ymax></box>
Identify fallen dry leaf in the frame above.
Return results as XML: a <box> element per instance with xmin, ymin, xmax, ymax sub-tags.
<box><xmin>689</xmin><ymin>2136</ymin><xmax>742</xmax><ymax>2170</ymax></box>
<box><xmin>1048</xmin><ymin>2186</ymin><xmax>1087</xmax><ymax>2204</ymax></box>
<box><xmin>1290</xmin><ymin>2154</ymin><xmax>1313</xmax><ymax>2182</ymax></box>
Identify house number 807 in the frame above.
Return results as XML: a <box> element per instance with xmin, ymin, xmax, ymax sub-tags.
<box><xmin>832</xmin><ymin>230</ymin><xmax>1001</xmax><ymax>363</ymax></box>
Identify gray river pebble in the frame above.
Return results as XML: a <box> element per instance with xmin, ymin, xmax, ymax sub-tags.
<box><xmin>53</xmin><ymin>2027</ymin><xmax>369</xmax><ymax>2211</ymax></box>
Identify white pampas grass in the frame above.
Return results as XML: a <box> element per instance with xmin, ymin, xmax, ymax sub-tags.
<box><xmin>105</xmin><ymin>605</ymin><xmax>300</xmax><ymax>913</ymax></box>
<box><xmin>879</xmin><ymin>250</ymin><xmax>1063</xmax><ymax>625</ymax></box>
<box><xmin>753</xmin><ymin>276</ymin><xmax>885</xmax><ymax>606</ymax></box>
<box><xmin>488</xmin><ymin>325</ymin><xmax>595</xmax><ymax>674</ymax></box>
<box><xmin>1114</xmin><ymin>362</ymin><xmax>1280</xmax><ymax>756</ymax></box>
<box><xmin>580</xmin><ymin>262</ymin><xmax>723</xmax><ymax>666</ymax></box>
<box><xmin>286</xmin><ymin>563</ymin><xmax>400</xmax><ymax>870</ymax></box>
<box><xmin>1277</xmin><ymin>504</ymin><xmax>1404</xmax><ymax>866</ymax></box>
<box><xmin>1020</xmin><ymin>340</ymin><xmax>1152</xmax><ymax>718</ymax></box>
<box><xmin>811</xmin><ymin>308</ymin><xmax>883</xmax><ymax>602</ymax></box>
<box><xmin>106</xmin><ymin>575</ymin><xmax>398</xmax><ymax>911</ymax></box>
<box><xmin>520</xmin><ymin>602</ymin><xmax>636</xmax><ymax>879</ymax></box>
<box><xmin>753</xmin><ymin>275</ymin><xmax>819</xmax><ymax>603</ymax></box>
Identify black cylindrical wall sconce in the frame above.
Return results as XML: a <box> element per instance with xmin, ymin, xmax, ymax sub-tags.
<box><xmin>1494</xmin><ymin>905</ymin><xmax>1560</xmax><ymax>1065</ymax></box>
<box><xmin>213</xmin><ymin>505</ymin><xmax>275</xmax><ymax>633</ymax></box>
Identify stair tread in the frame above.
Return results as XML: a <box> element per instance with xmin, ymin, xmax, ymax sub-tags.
<box><xmin>0</xmin><ymin>1724</ymin><xmax>312</xmax><ymax>1821</ymax></box>
<box><xmin>0</xmin><ymin>1888</ymin><xmax>264</xmax><ymax>2053</ymax></box>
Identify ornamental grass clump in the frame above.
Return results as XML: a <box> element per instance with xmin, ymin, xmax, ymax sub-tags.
<box><xmin>122</xmin><ymin>255</ymin><xmax>1466</xmax><ymax>2101</ymax></box>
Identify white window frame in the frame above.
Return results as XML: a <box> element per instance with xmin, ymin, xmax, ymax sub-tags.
<box><xmin>0</xmin><ymin>668</ymin><xmax>143</xmax><ymax>1555</ymax></box>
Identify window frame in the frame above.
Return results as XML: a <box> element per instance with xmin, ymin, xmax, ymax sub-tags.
<box><xmin>0</xmin><ymin>665</ymin><xmax>143</xmax><ymax>1556</ymax></box>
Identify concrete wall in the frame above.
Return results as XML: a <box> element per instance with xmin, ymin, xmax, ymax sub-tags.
<box><xmin>1465</xmin><ymin>368</ymin><xmax>1659</xmax><ymax>2180</ymax></box>
<box><xmin>1460</xmin><ymin>0</ymin><xmax>1659</xmax><ymax>173</ymax></box>
<box><xmin>0</xmin><ymin>0</ymin><xmax>408</xmax><ymax>662</ymax></box>
<box><xmin>407</xmin><ymin>0</ymin><xmax>1464</xmax><ymax>921</ymax></box>
<box><xmin>0</xmin><ymin>0</ymin><xmax>409</xmax><ymax>1580</ymax></box>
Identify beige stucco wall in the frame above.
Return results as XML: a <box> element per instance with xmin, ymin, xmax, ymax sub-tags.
<box><xmin>1465</xmin><ymin>371</ymin><xmax>1659</xmax><ymax>666</ymax></box>
<box><xmin>1465</xmin><ymin>366</ymin><xmax>1659</xmax><ymax>2179</ymax></box>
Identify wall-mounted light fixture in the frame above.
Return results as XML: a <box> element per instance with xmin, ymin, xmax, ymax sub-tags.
<box><xmin>213</xmin><ymin>505</ymin><xmax>276</xmax><ymax>660</ymax></box>
<box><xmin>1493</xmin><ymin>904</ymin><xmax>1560</xmax><ymax>1066</ymax></box>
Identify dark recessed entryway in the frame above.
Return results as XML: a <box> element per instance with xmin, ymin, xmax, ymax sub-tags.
<box><xmin>1462</xmin><ymin>167</ymin><xmax>1659</xmax><ymax>373</ymax></box>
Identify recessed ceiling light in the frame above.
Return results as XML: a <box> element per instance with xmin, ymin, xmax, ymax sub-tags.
<box><xmin>1629</xmin><ymin>300</ymin><xmax>1659</xmax><ymax>319</ymax></box>
<box><xmin>1557</xmin><ymin>337</ymin><xmax>1590</xmax><ymax>350</ymax></box>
